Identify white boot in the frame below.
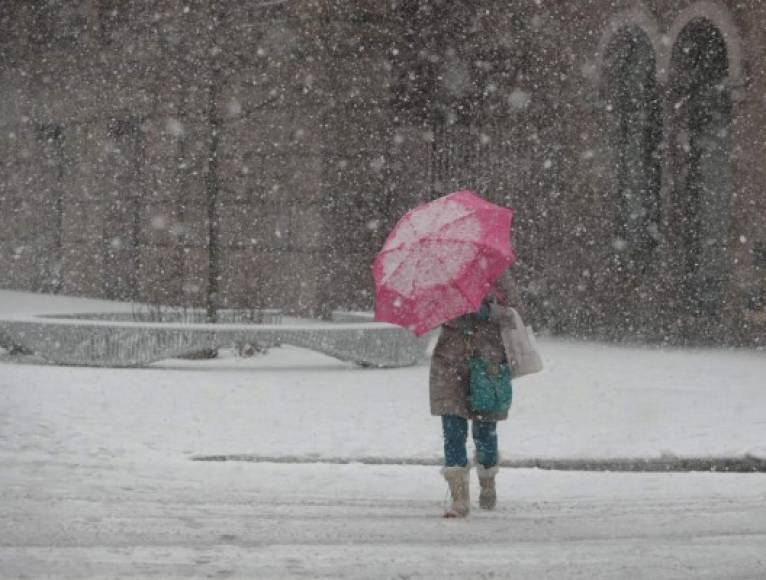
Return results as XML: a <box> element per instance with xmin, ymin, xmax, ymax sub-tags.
<box><xmin>442</xmin><ymin>466</ymin><xmax>471</xmax><ymax>518</ymax></box>
<box><xmin>476</xmin><ymin>464</ymin><xmax>499</xmax><ymax>510</ymax></box>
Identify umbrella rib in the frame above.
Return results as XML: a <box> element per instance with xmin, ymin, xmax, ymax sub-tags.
<box><xmin>378</xmin><ymin>238</ymin><xmax>504</xmax><ymax>268</ymax></box>
<box><xmin>377</xmin><ymin>206</ymin><xmax>509</xmax><ymax>262</ymax></box>
<box><xmin>426</xmin><ymin>211</ymin><xmax>477</xmax><ymax>240</ymax></box>
<box><xmin>375</xmin><ymin>217</ymin><xmax>420</xmax><ymax>262</ymax></box>
<box><xmin>374</xmin><ymin>242</ymin><xmax>407</xmax><ymax>264</ymax></box>
<box><xmin>429</xmin><ymin>246</ymin><xmax>477</xmax><ymax>311</ymax></box>
<box><xmin>378</xmin><ymin>246</ymin><xmax>416</xmax><ymax>296</ymax></box>
<box><xmin>385</xmin><ymin>239</ymin><xmax>495</xmax><ymax>305</ymax></box>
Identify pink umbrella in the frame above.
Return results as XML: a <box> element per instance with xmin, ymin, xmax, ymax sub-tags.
<box><xmin>373</xmin><ymin>190</ymin><xmax>516</xmax><ymax>336</ymax></box>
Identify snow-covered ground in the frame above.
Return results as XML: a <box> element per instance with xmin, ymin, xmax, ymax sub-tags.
<box><xmin>1</xmin><ymin>290</ymin><xmax>765</xmax><ymax>579</ymax></box>
<box><xmin>0</xmin><ymin>289</ymin><xmax>134</xmax><ymax>316</ymax></box>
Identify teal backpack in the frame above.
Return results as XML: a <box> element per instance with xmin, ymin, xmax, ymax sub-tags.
<box><xmin>462</xmin><ymin>306</ymin><xmax>513</xmax><ymax>414</ymax></box>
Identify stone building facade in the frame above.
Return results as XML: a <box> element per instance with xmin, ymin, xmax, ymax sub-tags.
<box><xmin>0</xmin><ymin>0</ymin><xmax>763</xmax><ymax>344</ymax></box>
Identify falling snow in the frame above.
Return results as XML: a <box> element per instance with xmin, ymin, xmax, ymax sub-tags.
<box><xmin>0</xmin><ymin>1</ymin><xmax>765</xmax><ymax>578</ymax></box>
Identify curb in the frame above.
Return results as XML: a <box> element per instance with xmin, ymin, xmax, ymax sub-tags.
<box><xmin>191</xmin><ymin>454</ymin><xmax>766</xmax><ymax>473</ymax></box>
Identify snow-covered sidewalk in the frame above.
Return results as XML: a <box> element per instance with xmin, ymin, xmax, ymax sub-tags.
<box><xmin>2</xmin><ymin>458</ymin><xmax>766</xmax><ymax>579</ymax></box>
<box><xmin>1</xmin><ymin>290</ymin><xmax>766</xmax><ymax>578</ymax></box>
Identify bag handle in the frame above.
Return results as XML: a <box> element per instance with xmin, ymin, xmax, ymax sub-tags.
<box><xmin>508</xmin><ymin>307</ymin><xmax>523</xmax><ymax>330</ymax></box>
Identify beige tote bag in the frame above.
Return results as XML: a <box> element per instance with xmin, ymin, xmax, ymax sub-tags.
<box><xmin>501</xmin><ymin>307</ymin><xmax>543</xmax><ymax>379</ymax></box>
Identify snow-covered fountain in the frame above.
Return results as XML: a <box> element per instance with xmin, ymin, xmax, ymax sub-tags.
<box><xmin>0</xmin><ymin>309</ymin><xmax>431</xmax><ymax>368</ymax></box>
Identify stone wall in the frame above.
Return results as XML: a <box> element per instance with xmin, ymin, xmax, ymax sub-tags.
<box><xmin>381</xmin><ymin>0</ymin><xmax>765</xmax><ymax>343</ymax></box>
<box><xmin>552</xmin><ymin>0</ymin><xmax>766</xmax><ymax>342</ymax></box>
<box><xmin>0</xmin><ymin>0</ymin><xmax>763</xmax><ymax>343</ymax></box>
<box><xmin>0</xmin><ymin>1</ymin><xmax>337</xmax><ymax>314</ymax></box>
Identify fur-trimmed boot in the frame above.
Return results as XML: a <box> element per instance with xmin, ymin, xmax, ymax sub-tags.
<box><xmin>442</xmin><ymin>466</ymin><xmax>471</xmax><ymax>518</ymax></box>
<box><xmin>476</xmin><ymin>464</ymin><xmax>499</xmax><ymax>510</ymax></box>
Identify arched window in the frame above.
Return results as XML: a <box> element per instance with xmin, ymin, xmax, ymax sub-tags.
<box><xmin>670</xmin><ymin>18</ymin><xmax>731</xmax><ymax>316</ymax></box>
<box><xmin>603</xmin><ymin>27</ymin><xmax>662</xmax><ymax>275</ymax></box>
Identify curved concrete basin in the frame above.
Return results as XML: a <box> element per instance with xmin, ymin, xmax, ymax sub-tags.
<box><xmin>0</xmin><ymin>312</ymin><xmax>432</xmax><ymax>368</ymax></box>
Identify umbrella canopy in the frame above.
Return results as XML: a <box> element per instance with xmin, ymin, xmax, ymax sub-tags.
<box><xmin>373</xmin><ymin>190</ymin><xmax>516</xmax><ymax>336</ymax></box>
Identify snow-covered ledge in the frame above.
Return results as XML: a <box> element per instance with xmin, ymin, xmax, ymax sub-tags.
<box><xmin>0</xmin><ymin>311</ymin><xmax>432</xmax><ymax>368</ymax></box>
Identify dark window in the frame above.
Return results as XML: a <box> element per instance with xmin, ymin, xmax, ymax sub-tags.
<box><xmin>670</xmin><ymin>18</ymin><xmax>731</xmax><ymax>316</ymax></box>
<box><xmin>603</xmin><ymin>27</ymin><xmax>662</xmax><ymax>275</ymax></box>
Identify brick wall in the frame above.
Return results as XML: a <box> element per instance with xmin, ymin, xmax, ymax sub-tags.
<box><xmin>0</xmin><ymin>0</ymin><xmax>762</xmax><ymax>343</ymax></box>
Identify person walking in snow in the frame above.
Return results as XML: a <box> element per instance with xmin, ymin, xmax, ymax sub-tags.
<box><xmin>429</xmin><ymin>269</ymin><xmax>523</xmax><ymax>518</ymax></box>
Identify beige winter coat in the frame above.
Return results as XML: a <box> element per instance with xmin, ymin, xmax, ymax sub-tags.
<box><xmin>429</xmin><ymin>270</ymin><xmax>522</xmax><ymax>421</ymax></box>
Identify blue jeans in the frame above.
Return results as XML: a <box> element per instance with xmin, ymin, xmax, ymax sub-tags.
<box><xmin>442</xmin><ymin>415</ymin><xmax>498</xmax><ymax>468</ymax></box>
